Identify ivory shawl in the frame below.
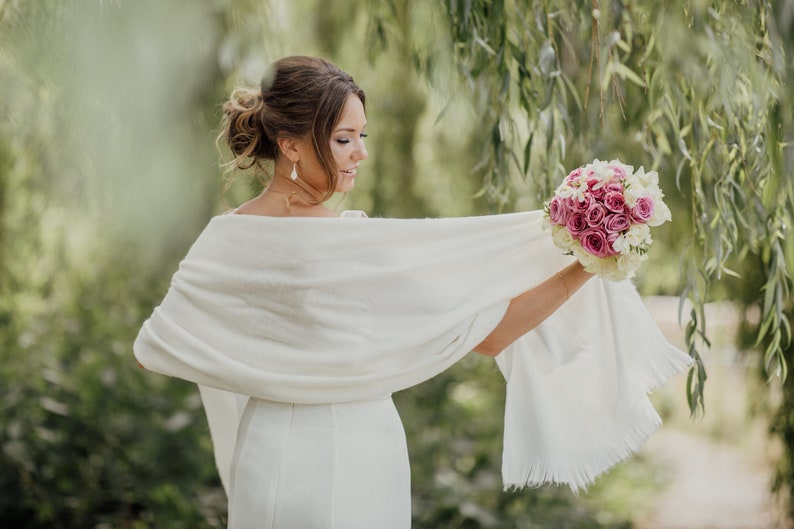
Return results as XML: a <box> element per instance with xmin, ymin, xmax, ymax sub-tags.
<box><xmin>133</xmin><ymin>210</ymin><xmax>691</xmax><ymax>493</ymax></box>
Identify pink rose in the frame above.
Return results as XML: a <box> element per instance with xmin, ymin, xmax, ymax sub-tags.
<box><xmin>604</xmin><ymin>179</ymin><xmax>624</xmax><ymax>194</ymax></box>
<box><xmin>586</xmin><ymin>177</ymin><xmax>606</xmax><ymax>199</ymax></box>
<box><xmin>548</xmin><ymin>196</ymin><xmax>570</xmax><ymax>225</ymax></box>
<box><xmin>603</xmin><ymin>213</ymin><xmax>631</xmax><ymax>234</ymax></box>
<box><xmin>566</xmin><ymin>211</ymin><xmax>588</xmax><ymax>236</ymax></box>
<box><xmin>630</xmin><ymin>196</ymin><xmax>655</xmax><ymax>223</ymax></box>
<box><xmin>586</xmin><ymin>203</ymin><xmax>608</xmax><ymax>226</ymax></box>
<box><xmin>607</xmin><ymin>232</ymin><xmax>621</xmax><ymax>255</ymax></box>
<box><xmin>571</xmin><ymin>193</ymin><xmax>594</xmax><ymax>212</ymax></box>
<box><xmin>603</xmin><ymin>191</ymin><xmax>626</xmax><ymax>213</ymax></box>
<box><xmin>579</xmin><ymin>228</ymin><xmax>611</xmax><ymax>258</ymax></box>
<box><xmin>565</xmin><ymin>168</ymin><xmax>583</xmax><ymax>184</ymax></box>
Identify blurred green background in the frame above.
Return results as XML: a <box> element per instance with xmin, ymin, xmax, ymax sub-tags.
<box><xmin>1</xmin><ymin>1</ymin><xmax>793</xmax><ymax>528</ymax></box>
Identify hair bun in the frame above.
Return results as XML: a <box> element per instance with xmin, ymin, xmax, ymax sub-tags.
<box><xmin>221</xmin><ymin>87</ymin><xmax>274</xmax><ymax>169</ymax></box>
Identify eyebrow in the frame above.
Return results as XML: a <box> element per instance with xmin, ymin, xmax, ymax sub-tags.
<box><xmin>334</xmin><ymin>124</ymin><xmax>367</xmax><ymax>133</ymax></box>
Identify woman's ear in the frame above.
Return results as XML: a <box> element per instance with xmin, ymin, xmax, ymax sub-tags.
<box><xmin>276</xmin><ymin>136</ymin><xmax>301</xmax><ymax>163</ymax></box>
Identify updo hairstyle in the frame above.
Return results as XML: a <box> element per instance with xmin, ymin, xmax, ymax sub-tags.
<box><xmin>220</xmin><ymin>56</ymin><xmax>365</xmax><ymax>202</ymax></box>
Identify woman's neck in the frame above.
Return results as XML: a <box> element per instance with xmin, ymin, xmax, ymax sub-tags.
<box><xmin>236</xmin><ymin>186</ymin><xmax>336</xmax><ymax>218</ymax></box>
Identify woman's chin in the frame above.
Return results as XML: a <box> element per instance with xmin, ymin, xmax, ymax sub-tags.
<box><xmin>336</xmin><ymin>176</ymin><xmax>356</xmax><ymax>193</ymax></box>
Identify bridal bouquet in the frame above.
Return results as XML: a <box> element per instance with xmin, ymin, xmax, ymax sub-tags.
<box><xmin>544</xmin><ymin>159</ymin><xmax>671</xmax><ymax>281</ymax></box>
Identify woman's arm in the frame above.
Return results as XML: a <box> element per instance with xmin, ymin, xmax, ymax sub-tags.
<box><xmin>473</xmin><ymin>261</ymin><xmax>594</xmax><ymax>357</ymax></box>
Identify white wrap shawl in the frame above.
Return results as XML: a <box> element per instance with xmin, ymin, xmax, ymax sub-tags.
<box><xmin>134</xmin><ymin>210</ymin><xmax>691</xmax><ymax>493</ymax></box>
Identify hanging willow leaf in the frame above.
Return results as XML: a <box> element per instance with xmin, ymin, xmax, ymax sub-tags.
<box><xmin>433</xmin><ymin>1</ymin><xmax>794</xmax><ymax>423</ymax></box>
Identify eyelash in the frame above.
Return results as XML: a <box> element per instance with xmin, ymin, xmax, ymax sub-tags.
<box><xmin>336</xmin><ymin>133</ymin><xmax>368</xmax><ymax>145</ymax></box>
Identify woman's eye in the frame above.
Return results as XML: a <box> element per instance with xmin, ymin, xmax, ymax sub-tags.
<box><xmin>336</xmin><ymin>133</ymin><xmax>366</xmax><ymax>145</ymax></box>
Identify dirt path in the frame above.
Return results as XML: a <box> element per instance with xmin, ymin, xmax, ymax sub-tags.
<box><xmin>637</xmin><ymin>297</ymin><xmax>789</xmax><ymax>529</ymax></box>
<box><xmin>636</xmin><ymin>429</ymin><xmax>786</xmax><ymax>529</ymax></box>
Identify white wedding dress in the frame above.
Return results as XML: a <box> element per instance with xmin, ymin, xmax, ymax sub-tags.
<box><xmin>227</xmin><ymin>396</ymin><xmax>410</xmax><ymax>529</ymax></box>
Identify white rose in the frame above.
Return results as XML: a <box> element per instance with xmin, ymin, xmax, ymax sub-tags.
<box><xmin>591</xmin><ymin>256</ymin><xmax>624</xmax><ymax>281</ymax></box>
<box><xmin>551</xmin><ymin>225</ymin><xmax>576</xmax><ymax>250</ymax></box>
<box><xmin>647</xmin><ymin>199</ymin><xmax>672</xmax><ymax>227</ymax></box>
<box><xmin>625</xmin><ymin>223</ymin><xmax>651</xmax><ymax>246</ymax></box>
<box><xmin>575</xmin><ymin>248</ymin><xmax>601</xmax><ymax>273</ymax></box>
<box><xmin>617</xmin><ymin>252</ymin><xmax>646</xmax><ymax>277</ymax></box>
<box><xmin>602</xmin><ymin>266</ymin><xmax>629</xmax><ymax>281</ymax></box>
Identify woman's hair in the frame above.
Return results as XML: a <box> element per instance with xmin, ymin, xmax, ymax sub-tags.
<box><xmin>220</xmin><ymin>56</ymin><xmax>366</xmax><ymax>202</ymax></box>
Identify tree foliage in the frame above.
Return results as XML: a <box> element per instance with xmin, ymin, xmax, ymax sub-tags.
<box><xmin>435</xmin><ymin>0</ymin><xmax>794</xmax><ymax>415</ymax></box>
<box><xmin>0</xmin><ymin>1</ymin><xmax>227</xmax><ymax>527</ymax></box>
<box><xmin>426</xmin><ymin>0</ymin><xmax>794</xmax><ymax>514</ymax></box>
<box><xmin>3</xmin><ymin>0</ymin><xmax>794</xmax><ymax>527</ymax></box>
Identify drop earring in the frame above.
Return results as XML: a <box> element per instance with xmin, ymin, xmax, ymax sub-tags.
<box><xmin>290</xmin><ymin>163</ymin><xmax>298</xmax><ymax>181</ymax></box>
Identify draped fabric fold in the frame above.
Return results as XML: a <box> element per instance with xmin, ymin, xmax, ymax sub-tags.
<box><xmin>133</xmin><ymin>210</ymin><xmax>691</xmax><ymax>493</ymax></box>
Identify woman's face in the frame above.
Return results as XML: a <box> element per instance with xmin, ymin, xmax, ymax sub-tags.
<box><xmin>296</xmin><ymin>93</ymin><xmax>368</xmax><ymax>194</ymax></box>
<box><xmin>329</xmin><ymin>94</ymin><xmax>368</xmax><ymax>193</ymax></box>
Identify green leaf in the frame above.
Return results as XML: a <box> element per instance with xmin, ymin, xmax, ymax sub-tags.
<box><xmin>612</xmin><ymin>60</ymin><xmax>646</xmax><ymax>87</ymax></box>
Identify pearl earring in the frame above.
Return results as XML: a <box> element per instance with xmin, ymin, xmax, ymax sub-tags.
<box><xmin>290</xmin><ymin>163</ymin><xmax>298</xmax><ymax>181</ymax></box>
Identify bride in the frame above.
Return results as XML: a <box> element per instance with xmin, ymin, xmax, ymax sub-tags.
<box><xmin>134</xmin><ymin>55</ymin><xmax>690</xmax><ymax>529</ymax></box>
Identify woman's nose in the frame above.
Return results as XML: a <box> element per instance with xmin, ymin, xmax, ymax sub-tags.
<box><xmin>356</xmin><ymin>140</ymin><xmax>368</xmax><ymax>161</ymax></box>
